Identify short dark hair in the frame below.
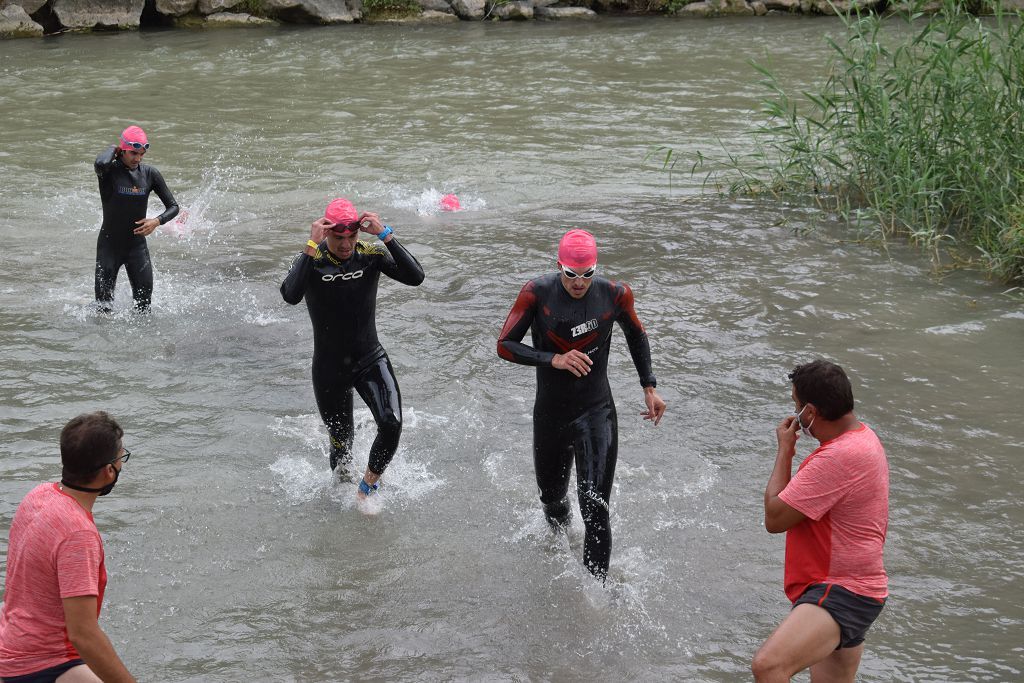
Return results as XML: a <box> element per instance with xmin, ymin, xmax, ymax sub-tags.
<box><xmin>788</xmin><ymin>360</ymin><xmax>854</xmax><ymax>421</ymax></box>
<box><xmin>60</xmin><ymin>412</ymin><xmax>123</xmax><ymax>485</ymax></box>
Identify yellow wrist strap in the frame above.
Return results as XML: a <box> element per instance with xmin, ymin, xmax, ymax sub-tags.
<box><xmin>306</xmin><ymin>240</ymin><xmax>319</xmax><ymax>251</ymax></box>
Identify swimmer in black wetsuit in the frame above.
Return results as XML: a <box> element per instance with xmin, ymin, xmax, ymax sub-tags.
<box><xmin>497</xmin><ymin>229</ymin><xmax>666</xmax><ymax>581</ymax></box>
<box><xmin>93</xmin><ymin>125</ymin><xmax>179</xmax><ymax>312</ymax></box>
<box><xmin>281</xmin><ymin>198</ymin><xmax>424</xmax><ymax>508</ymax></box>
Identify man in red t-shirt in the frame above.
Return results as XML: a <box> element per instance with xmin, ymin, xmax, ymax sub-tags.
<box><xmin>0</xmin><ymin>412</ymin><xmax>136</xmax><ymax>683</ymax></box>
<box><xmin>753</xmin><ymin>360</ymin><xmax>889</xmax><ymax>683</ymax></box>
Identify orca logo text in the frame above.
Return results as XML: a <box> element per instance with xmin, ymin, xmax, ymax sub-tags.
<box><xmin>322</xmin><ymin>270</ymin><xmax>364</xmax><ymax>282</ymax></box>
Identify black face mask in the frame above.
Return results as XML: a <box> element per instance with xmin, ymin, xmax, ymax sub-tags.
<box><xmin>61</xmin><ymin>465</ymin><xmax>119</xmax><ymax>497</ymax></box>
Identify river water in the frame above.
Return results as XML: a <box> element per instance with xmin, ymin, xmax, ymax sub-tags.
<box><xmin>1</xmin><ymin>16</ymin><xmax>1021</xmax><ymax>682</ymax></box>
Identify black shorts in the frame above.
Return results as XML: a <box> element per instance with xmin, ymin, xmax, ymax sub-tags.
<box><xmin>1</xmin><ymin>659</ymin><xmax>85</xmax><ymax>683</ymax></box>
<box><xmin>793</xmin><ymin>583</ymin><xmax>886</xmax><ymax>649</ymax></box>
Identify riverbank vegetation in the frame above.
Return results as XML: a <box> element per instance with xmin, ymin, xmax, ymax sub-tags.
<box><xmin>676</xmin><ymin>1</ymin><xmax>1024</xmax><ymax>284</ymax></box>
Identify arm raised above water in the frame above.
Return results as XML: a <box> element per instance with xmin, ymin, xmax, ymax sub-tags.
<box><xmin>497</xmin><ymin>281</ymin><xmax>555</xmax><ymax>367</ymax></box>
<box><xmin>379</xmin><ymin>235</ymin><xmax>425</xmax><ymax>286</ymax></box>
<box><xmin>281</xmin><ymin>245</ymin><xmax>317</xmax><ymax>305</ymax></box>
<box><xmin>94</xmin><ymin>144</ymin><xmax>117</xmax><ymax>179</ymax></box>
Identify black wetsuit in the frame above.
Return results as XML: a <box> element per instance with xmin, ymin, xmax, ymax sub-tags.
<box><xmin>281</xmin><ymin>237</ymin><xmax>424</xmax><ymax>475</ymax></box>
<box><xmin>93</xmin><ymin>145</ymin><xmax>179</xmax><ymax>311</ymax></box>
<box><xmin>497</xmin><ymin>273</ymin><xmax>656</xmax><ymax>578</ymax></box>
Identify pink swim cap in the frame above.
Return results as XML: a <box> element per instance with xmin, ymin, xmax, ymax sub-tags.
<box><xmin>439</xmin><ymin>194</ymin><xmax>461</xmax><ymax>212</ymax></box>
<box><xmin>324</xmin><ymin>198</ymin><xmax>359</xmax><ymax>230</ymax></box>
<box><xmin>119</xmin><ymin>125</ymin><xmax>148</xmax><ymax>151</ymax></box>
<box><xmin>558</xmin><ymin>229</ymin><xmax>598</xmax><ymax>269</ymax></box>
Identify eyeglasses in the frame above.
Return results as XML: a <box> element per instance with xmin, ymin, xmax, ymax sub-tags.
<box><xmin>120</xmin><ymin>137</ymin><xmax>149</xmax><ymax>151</ymax></box>
<box><xmin>560</xmin><ymin>264</ymin><xmax>596</xmax><ymax>280</ymax></box>
<box><xmin>104</xmin><ymin>448</ymin><xmax>131</xmax><ymax>468</ymax></box>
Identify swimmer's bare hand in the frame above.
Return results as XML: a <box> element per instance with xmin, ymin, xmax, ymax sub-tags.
<box><xmin>310</xmin><ymin>217</ymin><xmax>333</xmax><ymax>242</ymax></box>
<box><xmin>641</xmin><ymin>387</ymin><xmax>666</xmax><ymax>426</ymax></box>
<box><xmin>357</xmin><ymin>212</ymin><xmax>384</xmax><ymax>234</ymax></box>
<box><xmin>552</xmin><ymin>349</ymin><xmax>592</xmax><ymax>377</ymax></box>
<box><xmin>133</xmin><ymin>218</ymin><xmax>160</xmax><ymax>236</ymax></box>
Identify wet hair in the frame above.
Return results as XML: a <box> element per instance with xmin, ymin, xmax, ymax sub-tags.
<box><xmin>60</xmin><ymin>412</ymin><xmax>123</xmax><ymax>485</ymax></box>
<box><xmin>788</xmin><ymin>360</ymin><xmax>854</xmax><ymax>421</ymax></box>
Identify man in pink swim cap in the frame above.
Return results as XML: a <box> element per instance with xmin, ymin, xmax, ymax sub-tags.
<box><xmin>497</xmin><ymin>228</ymin><xmax>666</xmax><ymax>582</ymax></box>
<box><xmin>281</xmin><ymin>198</ymin><xmax>425</xmax><ymax>513</ymax></box>
<box><xmin>93</xmin><ymin>125</ymin><xmax>179</xmax><ymax>312</ymax></box>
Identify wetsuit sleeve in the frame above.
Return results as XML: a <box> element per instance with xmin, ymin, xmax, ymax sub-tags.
<box><xmin>378</xmin><ymin>237</ymin><xmax>425</xmax><ymax>286</ymax></box>
<box><xmin>94</xmin><ymin>145</ymin><xmax>117</xmax><ymax>179</ymax></box>
<box><xmin>149</xmin><ymin>168</ymin><xmax>180</xmax><ymax>225</ymax></box>
<box><xmin>614</xmin><ymin>283</ymin><xmax>657</xmax><ymax>388</ymax></box>
<box><xmin>280</xmin><ymin>252</ymin><xmax>314</xmax><ymax>305</ymax></box>
<box><xmin>497</xmin><ymin>281</ymin><xmax>556</xmax><ymax>366</ymax></box>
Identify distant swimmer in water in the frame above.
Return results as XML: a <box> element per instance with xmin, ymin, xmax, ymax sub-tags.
<box><xmin>496</xmin><ymin>229</ymin><xmax>666</xmax><ymax>581</ymax></box>
<box><xmin>439</xmin><ymin>194</ymin><xmax>461</xmax><ymax>212</ymax></box>
<box><xmin>93</xmin><ymin>126</ymin><xmax>179</xmax><ymax>312</ymax></box>
<box><xmin>281</xmin><ymin>198</ymin><xmax>424</xmax><ymax>511</ymax></box>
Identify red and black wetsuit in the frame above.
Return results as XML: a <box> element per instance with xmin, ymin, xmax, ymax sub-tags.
<box><xmin>281</xmin><ymin>237</ymin><xmax>424</xmax><ymax>476</ymax></box>
<box><xmin>497</xmin><ymin>272</ymin><xmax>656</xmax><ymax>579</ymax></box>
<box><xmin>93</xmin><ymin>145</ymin><xmax>179</xmax><ymax>311</ymax></box>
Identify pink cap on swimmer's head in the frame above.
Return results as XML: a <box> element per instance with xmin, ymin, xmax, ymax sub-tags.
<box><xmin>119</xmin><ymin>126</ymin><xmax>148</xmax><ymax>151</ymax></box>
<box><xmin>324</xmin><ymin>198</ymin><xmax>359</xmax><ymax>231</ymax></box>
<box><xmin>439</xmin><ymin>194</ymin><xmax>461</xmax><ymax>212</ymax></box>
<box><xmin>557</xmin><ymin>229</ymin><xmax>597</xmax><ymax>269</ymax></box>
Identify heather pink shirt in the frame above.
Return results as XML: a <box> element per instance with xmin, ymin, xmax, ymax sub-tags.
<box><xmin>779</xmin><ymin>423</ymin><xmax>889</xmax><ymax>602</ymax></box>
<box><xmin>0</xmin><ymin>483</ymin><xmax>107</xmax><ymax>677</ymax></box>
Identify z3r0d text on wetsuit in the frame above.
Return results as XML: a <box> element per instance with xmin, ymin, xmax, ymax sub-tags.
<box><xmin>497</xmin><ymin>272</ymin><xmax>656</xmax><ymax>577</ymax></box>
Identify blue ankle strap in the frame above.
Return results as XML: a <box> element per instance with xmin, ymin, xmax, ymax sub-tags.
<box><xmin>358</xmin><ymin>479</ymin><xmax>379</xmax><ymax>496</ymax></box>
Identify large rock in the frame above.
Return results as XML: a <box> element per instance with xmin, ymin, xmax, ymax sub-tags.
<box><xmin>197</xmin><ymin>0</ymin><xmax>241</xmax><ymax>14</ymax></box>
<box><xmin>0</xmin><ymin>4</ymin><xmax>44</xmax><ymax>36</ymax></box>
<box><xmin>53</xmin><ymin>0</ymin><xmax>145</xmax><ymax>29</ymax></box>
<box><xmin>489</xmin><ymin>0</ymin><xmax>532</xmax><ymax>18</ymax></box>
<box><xmin>707</xmin><ymin>0</ymin><xmax>754</xmax><ymax>14</ymax></box>
<box><xmin>206</xmin><ymin>11</ymin><xmax>276</xmax><ymax>24</ymax></box>
<box><xmin>675</xmin><ymin>1</ymin><xmax>713</xmax><ymax>14</ymax></box>
<box><xmin>2</xmin><ymin>0</ymin><xmax>49</xmax><ymax>13</ymax></box>
<box><xmin>534</xmin><ymin>5</ymin><xmax>596</xmax><ymax>17</ymax></box>
<box><xmin>418</xmin><ymin>8</ymin><xmax>458</xmax><ymax>19</ymax></box>
<box><xmin>261</xmin><ymin>0</ymin><xmax>357</xmax><ymax>22</ymax></box>
<box><xmin>451</xmin><ymin>0</ymin><xmax>484</xmax><ymax>17</ymax></box>
<box><xmin>806</xmin><ymin>0</ymin><xmax>880</xmax><ymax>13</ymax></box>
<box><xmin>155</xmin><ymin>0</ymin><xmax>197</xmax><ymax>15</ymax></box>
<box><xmin>414</xmin><ymin>0</ymin><xmax>452</xmax><ymax>10</ymax></box>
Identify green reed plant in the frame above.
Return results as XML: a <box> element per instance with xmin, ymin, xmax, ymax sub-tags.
<box><xmin>687</xmin><ymin>0</ymin><xmax>1024</xmax><ymax>283</ymax></box>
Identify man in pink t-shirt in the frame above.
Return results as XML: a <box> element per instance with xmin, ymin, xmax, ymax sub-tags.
<box><xmin>752</xmin><ymin>360</ymin><xmax>889</xmax><ymax>683</ymax></box>
<box><xmin>0</xmin><ymin>412</ymin><xmax>136</xmax><ymax>683</ymax></box>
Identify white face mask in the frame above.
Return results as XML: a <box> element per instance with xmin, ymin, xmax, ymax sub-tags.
<box><xmin>795</xmin><ymin>404</ymin><xmax>815</xmax><ymax>437</ymax></box>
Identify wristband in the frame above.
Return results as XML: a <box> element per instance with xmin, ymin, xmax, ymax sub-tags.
<box><xmin>306</xmin><ymin>240</ymin><xmax>319</xmax><ymax>251</ymax></box>
<box><xmin>358</xmin><ymin>479</ymin><xmax>379</xmax><ymax>496</ymax></box>
<box><xmin>377</xmin><ymin>225</ymin><xmax>393</xmax><ymax>241</ymax></box>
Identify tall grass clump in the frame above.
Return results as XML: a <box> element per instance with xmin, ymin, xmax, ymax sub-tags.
<box><xmin>696</xmin><ymin>0</ymin><xmax>1024</xmax><ymax>283</ymax></box>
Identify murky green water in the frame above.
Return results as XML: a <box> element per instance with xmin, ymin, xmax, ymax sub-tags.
<box><xmin>1</xmin><ymin>17</ymin><xmax>1021</xmax><ymax>682</ymax></box>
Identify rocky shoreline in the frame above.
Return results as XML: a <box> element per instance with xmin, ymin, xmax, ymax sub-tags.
<box><xmin>1</xmin><ymin>0</ymin><xmax>1021</xmax><ymax>38</ymax></box>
